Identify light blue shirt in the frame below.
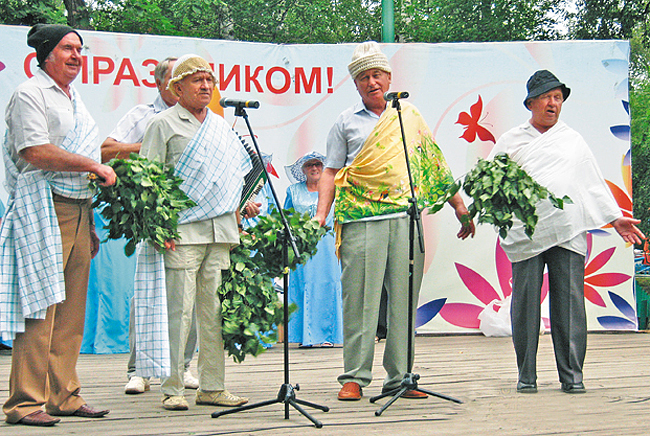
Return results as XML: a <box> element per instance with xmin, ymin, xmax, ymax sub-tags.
<box><xmin>325</xmin><ymin>101</ymin><xmax>381</xmax><ymax>169</ymax></box>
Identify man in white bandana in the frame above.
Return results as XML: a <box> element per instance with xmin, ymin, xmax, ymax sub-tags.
<box><xmin>1</xmin><ymin>24</ymin><xmax>116</xmax><ymax>426</ymax></box>
<box><xmin>489</xmin><ymin>70</ymin><xmax>645</xmax><ymax>395</ymax></box>
<box><xmin>138</xmin><ymin>54</ymin><xmax>249</xmax><ymax>411</ymax></box>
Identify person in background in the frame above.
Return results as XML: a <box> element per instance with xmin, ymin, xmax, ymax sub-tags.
<box><xmin>1</xmin><ymin>24</ymin><xmax>115</xmax><ymax>426</ymax></box>
<box><xmin>488</xmin><ymin>70</ymin><xmax>645</xmax><ymax>394</ymax></box>
<box><xmin>284</xmin><ymin>152</ymin><xmax>343</xmax><ymax>348</ymax></box>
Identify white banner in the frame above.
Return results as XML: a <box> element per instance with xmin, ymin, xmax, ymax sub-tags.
<box><xmin>0</xmin><ymin>25</ymin><xmax>636</xmax><ymax>333</ymax></box>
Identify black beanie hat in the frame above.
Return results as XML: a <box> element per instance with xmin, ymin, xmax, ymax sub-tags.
<box><xmin>27</xmin><ymin>24</ymin><xmax>83</xmax><ymax>68</ymax></box>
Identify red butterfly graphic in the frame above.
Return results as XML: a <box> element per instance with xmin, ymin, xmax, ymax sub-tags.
<box><xmin>456</xmin><ymin>95</ymin><xmax>496</xmax><ymax>143</ymax></box>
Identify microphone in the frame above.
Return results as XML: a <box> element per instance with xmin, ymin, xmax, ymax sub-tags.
<box><xmin>384</xmin><ymin>91</ymin><xmax>409</xmax><ymax>101</ymax></box>
<box><xmin>219</xmin><ymin>97</ymin><xmax>260</xmax><ymax>109</ymax></box>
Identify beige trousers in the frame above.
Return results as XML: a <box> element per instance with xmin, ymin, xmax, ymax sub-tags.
<box><xmin>160</xmin><ymin>243</ymin><xmax>230</xmax><ymax>396</ymax></box>
<box><xmin>3</xmin><ymin>200</ymin><xmax>91</xmax><ymax>423</ymax></box>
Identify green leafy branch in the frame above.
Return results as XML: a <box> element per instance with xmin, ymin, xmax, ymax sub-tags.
<box><xmin>89</xmin><ymin>153</ymin><xmax>196</xmax><ymax>256</ymax></box>
<box><xmin>460</xmin><ymin>153</ymin><xmax>572</xmax><ymax>238</ymax></box>
<box><xmin>220</xmin><ymin>208</ymin><xmax>328</xmax><ymax>363</ymax></box>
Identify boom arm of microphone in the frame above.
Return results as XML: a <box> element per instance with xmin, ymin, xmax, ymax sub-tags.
<box><xmin>219</xmin><ymin>97</ymin><xmax>261</xmax><ymax>109</ymax></box>
<box><xmin>384</xmin><ymin>91</ymin><xmax>410</xmax><ymax>101</ymax></box>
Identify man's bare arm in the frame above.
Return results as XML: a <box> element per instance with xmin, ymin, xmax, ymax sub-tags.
<box><xmin>21</xmin><ymin>144</ymin><xmax>116</xmax><ymax>186</ymax></box>
<box><xmin>101</xmin><ymin>137</ymin><xmax>141</xmax><ymax>163</ymax></box>
<box><xmin>314</xmin><ymin>167</ymin><xmax>339</xmax><ymax>226</ymax></box>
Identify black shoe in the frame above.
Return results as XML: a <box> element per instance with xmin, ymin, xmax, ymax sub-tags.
<box><xmin>561</xmin><ymin>382</ymin><xmax>586</xmax><ymax>394</ymax></box>
<box><xmin>516</xmin><ymin>381</ymin><xmax>538</xmax><ymax>393</ymax></box>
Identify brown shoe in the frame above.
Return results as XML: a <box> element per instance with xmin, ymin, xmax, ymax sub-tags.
<box><xmin>71</xmin><ymin>404</ymin><xmax>110</xmax><ymax>418</ymax></box>
<box><xmin>16</xmin><ymin>410</ymin><xmax>61</xmax><ymax>427</ymax></box>
<box><xmin>338</xmin><ymin>382</ymin><xmax>362</xmax><ymax>401</ymax></box>
<box><xmin>402</xmin><ymin>389</ymin><xmax>428</xmax><ymax>399</ymax></box>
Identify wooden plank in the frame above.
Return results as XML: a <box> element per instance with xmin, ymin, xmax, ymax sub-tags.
<box><xmin>1</xmin><ymin>333</ymin><xmax>649</xmax><ymax>435</ymax></box>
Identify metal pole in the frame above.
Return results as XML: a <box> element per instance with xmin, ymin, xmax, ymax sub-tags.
<box><xmin>381</xmin><ymin>0</ymin><xmax>395</xmax><ymax>43</ymax></box>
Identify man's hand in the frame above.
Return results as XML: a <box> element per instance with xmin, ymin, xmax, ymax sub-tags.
<box><xmin>611</xmin><ymin>217</ymin><xmax>645</xmax><ymax>245</ymax></box>
<box><xmin>93</xmin><ymin>164</ymin><xmax>117</xmax><ymax>187</ymax></box>
<box><xmin>90</xmin><ymin>228</ymin><xmax>100</xmax><ymax>259</ymax></box>
<box><xmin>448</xmin><ymin>192</ymin><xmax>475</xmax><ymax>240</ymax></box>
<box><xmin>243</xmin><ymin>201</ymin><xmax>262</xmax><ymax>219</ymax></box>
<box><xmin>164</xmin><ymin>239</ymin><xmax>176</xmax><ymax>251</ymax></box>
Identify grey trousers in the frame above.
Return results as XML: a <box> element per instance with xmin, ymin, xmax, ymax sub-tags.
<box><xmin>511</xmin><ymin>246</ymin><xmax>586</xmax><ymax>385</ymax></box>
<box><xmin>337</xmin><ymin>216</ymin><xmax>424</xmax><ymax>390</ymax></box>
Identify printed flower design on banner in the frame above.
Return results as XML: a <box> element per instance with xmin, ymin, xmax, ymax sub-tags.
<box><xmin>0</xmin><ymin>61</ymin><xmax>5</xmax><ymax>73</ymax></box>
<box><xmin>426</xmin><ymin>240</ymin><xmax>549</xmax><ymax>329</ymax></box>
<box><xmin>605</xmin><ymin>179</ymin><xmax>633</xmax><ymax>219</ymax></box>
<box><xmin>583</xmin><ymin>233</ymin><xmax>632</xmax><ymax>311</ymax></box>
<box><xmin>455</xmin><ymin>95</ymin><xmax>496</xmax><ymax>144</ymax></box>
<box><xmin>609</xmin><ymin>100</ymin><xmax>630</xmax><ymax>141</ymax></box>
<box><xmin>422</xmin><ymin>233</ymin><xmax>631</xmax><ymax>330</ymax></box>
<box><xmin>597</xmin><ymin>291</ymin><xmax>637</xmax><ymax>329</ymax></box>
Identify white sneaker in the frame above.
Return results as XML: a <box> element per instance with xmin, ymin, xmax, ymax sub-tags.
<box><xmin>125</xmin><ymin>376</ymin><xmax>150</xmax><ymax>394</ymax></box>
<box><xmin>162</xmin><ymin>395</ymin><xmax>189</xmax><ymax>410</ymax></box>
<box><xmin>195</xmin><ymin>389</ymin><xmax>248</xmax><ymax>407</ymax></box>
<box><xmin>183</xmin><ymin>370</ymin><xmax>199</xmax><ymax>389</ymax></box>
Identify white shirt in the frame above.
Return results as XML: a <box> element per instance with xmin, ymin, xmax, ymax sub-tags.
<box><xmin>108</xmin><ymin>94</ymin><xmax>171</xmax><ymax>144</ymax></box>
<box><xmin>4</xmin><ymin>69</ymin><xmax>74</xmax><ymax>174</ymax></box>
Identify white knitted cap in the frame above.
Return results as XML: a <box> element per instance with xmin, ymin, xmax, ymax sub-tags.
<box><xmin>347</xmin><ymin>41</ymin><xmax>392</xmax><ymax>80</ymax></box>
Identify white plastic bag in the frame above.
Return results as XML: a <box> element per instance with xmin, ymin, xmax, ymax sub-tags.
<box><xmin>478</xmin><ymin>296</ymin><xmax>512</xmax><ymax>337</ymax></box>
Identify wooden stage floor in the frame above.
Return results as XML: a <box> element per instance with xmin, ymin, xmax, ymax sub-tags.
<box><xmin>1</xmin><ymin>333</ymin><xmax>649</xmax><ymax>435</ymax></box>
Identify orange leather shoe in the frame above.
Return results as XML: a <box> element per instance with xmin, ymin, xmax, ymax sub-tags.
<box><xmin>338</xmin><ymin>382</ymin><xmax>362</xmax><ymax>401</ymax></box>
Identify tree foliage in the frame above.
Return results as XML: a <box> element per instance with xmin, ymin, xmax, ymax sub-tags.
<box><xmin>0</xmin><ymin>0</ymin><xmax>66</xmax><ymax>26</ymax></box>
<box><xmin>630</xmin><ymin>29</ymin><xmax>650</xmax><ymax>238</ymax></box>
<box><xmin>394</xmin><ymin>0</ymin><xmax>561</xmax><ymax>43</ymax></box>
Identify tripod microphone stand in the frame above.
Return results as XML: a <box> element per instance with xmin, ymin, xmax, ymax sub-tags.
<box><xmin>368</xmin><ymin>94</ymin><xmax>463</xmax><ymax>416</ymax></box>
<box><xmin>211</xmin><ymin>103</ymin><xmax>329</xmax><ymax>428</ymax></box>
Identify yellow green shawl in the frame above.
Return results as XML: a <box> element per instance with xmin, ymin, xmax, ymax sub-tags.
<box><xmin>334</xmin><ymin>102</ymin><xmax>454</xmax><ymax>224</ymax></box>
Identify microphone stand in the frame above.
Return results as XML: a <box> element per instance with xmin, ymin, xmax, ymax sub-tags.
<box><xmin>211</xmin><ymin>104</ymin><xmax>329</xmax><ymax>428</ymax></box>
<box><xmin>368</xmin><ymin>96</ymin><xmax>463</xmax><ymax>416</ymax></box>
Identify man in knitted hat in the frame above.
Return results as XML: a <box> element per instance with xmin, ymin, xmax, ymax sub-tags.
<box><xmin>488</xmin><ymin>70</ymin><xmax>644</xmax><ymax>394</ymax></box>
<box><xmin>2</xmin><ymin>24</ymin><xmax>115</xmax><ymax>426</ymax></box>
<box><xmin>137</xmin><ymin>54</ymin><xmax>249</xmax><ymax>411</ymax></box>
<box><xmin>315</xmin><ymin>41</ymin><xmax>475</xmax><ymax>401</ymax></box>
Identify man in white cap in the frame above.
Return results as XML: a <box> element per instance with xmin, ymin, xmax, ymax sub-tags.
<box><xmin>489</xmin><ymin>70</ymin><xmax>644</xmax><ymax>394</ymax></box>
<box><xmin>138</xmin><ymin>54</ymin><xmax>249</xmax><ymax>410</ymax></box>
<box><xmin>315</xmin><ymin>41</ymin><xmax>475</xmax><ymax>401</ymax></box>
<box><xmin>2</xmin><ymin>24</ymin><xmax>115</xmax><ymax>426</ymax></box>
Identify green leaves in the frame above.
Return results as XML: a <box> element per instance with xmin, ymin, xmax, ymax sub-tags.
<box><xmin>462</xmin><ymin>153</ymin><xmax>572</xmax><ymax>239</ymax></box>
<box><xmin>89</xmin><ymin>153</ymin><xmax>196</xmax><ymax>256</ymax></box>
<box><xmin>219</xmin><ymin>208</ymin><xmax>326</xmax><ymax>363</ymax></box>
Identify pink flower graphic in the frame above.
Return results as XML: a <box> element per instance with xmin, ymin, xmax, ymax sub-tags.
<box><xmin>423</xmin><ymin>234</ymin><xmax>633</xmax><ymax>331</ymax></box>
<box><xmin>583</xmin><ymin>233</ymin><xmax>631</xmax><ymax>308</ymax></box>
<box><xmin>436</xmin><ymin>239</ymin><xmax>548</xmax><ymax>329</ymax></box>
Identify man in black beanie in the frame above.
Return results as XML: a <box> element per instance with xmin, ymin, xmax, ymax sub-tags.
<box><xmin>1</xmin><ymin>24</ymin><xmax>116</xmax><ymax>426</ymax></box>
